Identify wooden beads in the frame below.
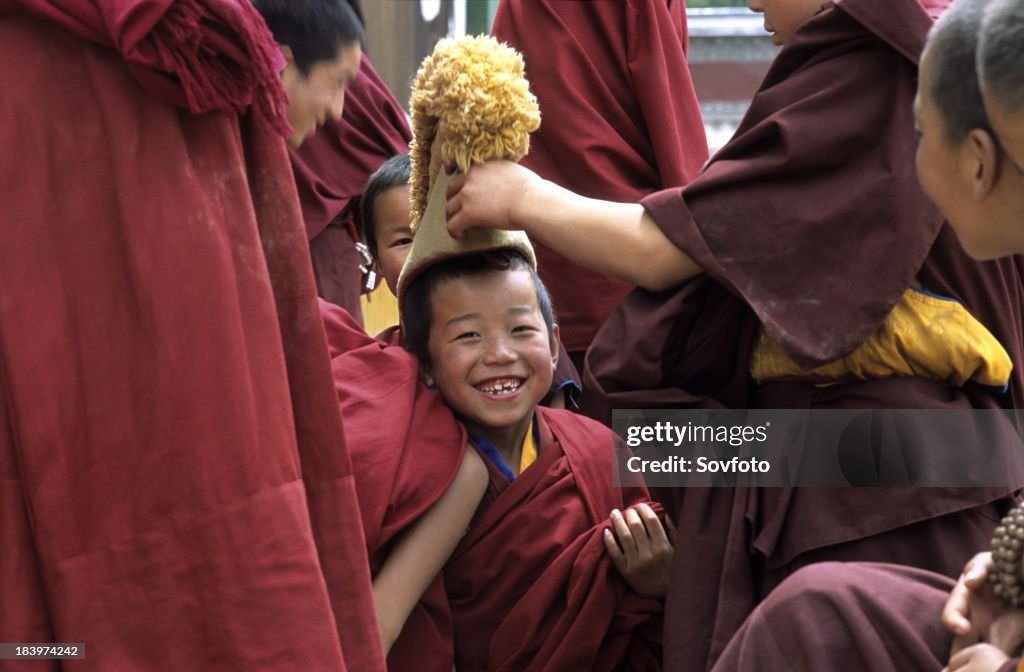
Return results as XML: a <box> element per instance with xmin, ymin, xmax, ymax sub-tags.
<box><xmin>989</xmin><ymin>506</ymin><xmax>1024</xmax><ymax>606</ymax></box>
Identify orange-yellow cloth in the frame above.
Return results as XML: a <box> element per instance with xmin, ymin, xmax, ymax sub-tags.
<box><xmin>519</xmin><ymin>419</ymin><xmax>538</xmax><ymax>474</ymax></box>
<box><xmin>751</xmin><ymin>288</ymin><xmax>1012</xmax><ymax>387</ymax></box>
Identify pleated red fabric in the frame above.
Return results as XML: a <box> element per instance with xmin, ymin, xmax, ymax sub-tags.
<box><xmin>446</xmin><ymin>409</ymin><xmax>664</xmax><ymax>671</ymax></box>
<box><xmin>0</xmin><ymin>3</ymin><xmax>383</xmax><ymax>669</ymax></box>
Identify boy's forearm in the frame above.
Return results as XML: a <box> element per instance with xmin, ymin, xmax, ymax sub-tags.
<box><xmin>517</xmin><ymin>179</ymin><xmax>702</xmax><ymax>291</ymax></box>
<box><xmin>372</xmin><ymin>447</ymin><xmax>487</xmax><ymax>653</ymax></box>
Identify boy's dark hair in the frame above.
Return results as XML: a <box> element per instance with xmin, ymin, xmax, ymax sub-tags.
<box><xmin>926</xmin><ymin>0</ymin><xmax>992</xmax><ymax>142</ymax></box>
<box><xmin>253</xmin><ymin>0</ymin><xmax>365</xmax><ymax>76</ymax></box>
<box><xmin>360</xmin><ymin>153</ymin><xmax>412</xmax><ymax>259</ymax></box>
<box><xmin>400</xmin><ymin>250</ymin><xmax>556</xmax><ymax>368</ymax></box>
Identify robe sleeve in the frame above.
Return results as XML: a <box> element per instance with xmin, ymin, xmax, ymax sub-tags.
<box><xmin>643</xmin><ymin>0</ymin><xmax>943</xmax><ymax>368</ymax></box>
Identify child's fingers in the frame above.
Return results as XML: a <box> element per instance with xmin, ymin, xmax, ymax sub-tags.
<box><xmin>603</xmin><ymin>528</ymin><xmax>628</xmax><ymax>573</ymax></box>
<box><xmin>624</xmin><ymin>506</ymin><xmax>648</xmax><ymax>543</ymax></box>
<box><xmin>635</xmin><ymin>504</ymin><xmax>671</xmax><ymax>549</ymax></box>
<box><xmin>665</xmin><ymin>514</ymin><xmax>678</xmax><ymax>545</ymax></box>
<box><xmin>610</xmin><ymin>509</ymin><xmax>637</xmax><ymax>555</ymax></box>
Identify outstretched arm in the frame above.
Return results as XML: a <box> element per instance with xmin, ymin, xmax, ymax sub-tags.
<box><xmin>445</xmin><ymin>161</ymin><xmax>702</xmax><ymax>291</ymax></box>
<box><xmin>372</xmin><ymin>447</ymin><xmax>488</xmax><ymax>653</ymax></box>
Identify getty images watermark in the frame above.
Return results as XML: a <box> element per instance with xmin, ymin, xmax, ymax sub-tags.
<box><xmin>612</xmin><ymin>409</ymin><xmax>1024</xmax><ymax>487</ymax></box>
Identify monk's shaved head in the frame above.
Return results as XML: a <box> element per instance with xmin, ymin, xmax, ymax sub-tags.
<box><xmin>924</xmin><ymin>0</ymin><xmax>992</xmax><ymax>143</ymax></box>
<box><xmin>979</xmin><ymin>0</ymin><xmax>1024</xmax><ymax>115</ymax></box>
<box><xmin>978</xmin><ymin>0</ymin><xmax>1024</xmax><ymax>171</ymax></box>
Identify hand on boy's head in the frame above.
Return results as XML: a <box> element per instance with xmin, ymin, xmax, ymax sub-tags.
<box><xmin>445</xmin><ymin>161</ymin><xmax>540</xmax><ymax>240</ymax></box>
<box><xmin>943</xmin><ymin>643</ymin><xmax>1009</xmax><ymax>672</ymax></box>
<box><xmin>603</xmin><ymin>504</ymin><xmax>674</xmax><ymax>600</ymax></box>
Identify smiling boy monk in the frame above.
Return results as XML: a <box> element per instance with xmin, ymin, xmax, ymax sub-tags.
<box><xmin>396</xmin><ymin>184</ymin><xmax>672</xmax><ymax>671</ymax></box>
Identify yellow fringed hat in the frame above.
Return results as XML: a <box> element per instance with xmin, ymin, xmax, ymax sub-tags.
<box><xmin>397</xmin><ymin>35</ymin><xmax>541</xmax><ymax>303</ymax></box>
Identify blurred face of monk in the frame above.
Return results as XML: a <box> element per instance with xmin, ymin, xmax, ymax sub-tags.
<box><xmin>280</xmin><ymin>42</ymin><xmax>361</xmax><ymax>147</ymax></box>
<box><xmin>746</xmin><ymin>0</ymin><xmax>826</xmax><ymax>45</ymax></box>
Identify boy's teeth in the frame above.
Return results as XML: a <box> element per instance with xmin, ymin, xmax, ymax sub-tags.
<box><xmin>479</xmin><ymin>379</ymin><xmax>521</xmax><ymax>394</ymax></box>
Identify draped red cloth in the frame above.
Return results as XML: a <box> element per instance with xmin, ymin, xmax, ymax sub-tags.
<box><xmin>584</xmin><ymin>0</ymin><xmax>1024</xmax><ymax>670</ymax></box>
<box><xmin>712</xmin><ymin>562</ymin><xmax>957</xmax><ymax>671</ymax></box>
<box><xmin>291</xmin><ymin>54</ymin><xmax>412</xmax><ymax>316</ymax></box>
<box><xmin>445</xmin><ymin>408</ymin><xmax>663</xmax><ymax>671</ymax></box>
<box><xmin>0</xmin><ymin>3</ymin><xmax>383</xmax><ymax>670</ymax></box>
<box><xmin>491</xmin><ymin>0</ymin><xmax>708</xmax><ymax>354</ymax></box>
<box><xmin>319</xmin><ymin>300</ymin><xmax>465</xmax><ymax>672</ymax></box>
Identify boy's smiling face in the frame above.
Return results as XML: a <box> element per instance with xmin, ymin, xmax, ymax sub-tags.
<box><xmin>426</xmin><ymin>268</ymin><xmax>558</xmax><ymax>450</ymax></box>
<box><xmin>746</xmin><ymin>0</ymin><xmax>825</xmax><ymax>45</ymax></box>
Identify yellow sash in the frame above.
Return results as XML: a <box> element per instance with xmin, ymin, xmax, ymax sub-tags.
<box><xmin>750</xmin><ymin>289</ymin><xmax>1012</xmax><ymax>387</ymax></box>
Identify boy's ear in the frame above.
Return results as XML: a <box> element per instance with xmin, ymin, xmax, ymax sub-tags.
<box><xmin>421</xmin><ymin>362</ymin><xmax>435</xmax><ymax>387</ymax></box>
<box><xmin>279</xmin><ymin>44</ymin><xmax>295</xmax><ymax>65</ymax></box>
<box><xmin>965</xmin><ymin>128</ymin><xmax>1001</xmax><ymax>199</ymax></box>
<box><xmin>549</xmin><ymin>323</ymin><xmax>560</xmax><ymax>365</ymax></box>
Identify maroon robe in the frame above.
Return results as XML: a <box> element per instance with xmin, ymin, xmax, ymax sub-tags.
<box><xmin>0</xmin><ymin>2</ymin><xmax>383</xmax><ymax>669</ymax></box>
<box><xmin>713</xmin><ymin>561</ymin><xmax>1021</xmax><ymax>672</ymax></box>
<box><xmin>491</xmin><ymin>0</ymin><xmax>708</xmax><ymax>357</ymax></box>
<box><xmin>320</xmin><ymin>301</ymin><xmax>466</xmax><ymax>672</ymax></box>
<box><xmin>290</xmin><ymin>54</ymin><xmax>412</xmax><ymax>318</ymax></box>
<box><xmin>445</xmin><ymin>408</ymin><xmax>663</xmax><ymax>671</ymax></box>
<box><xmin>584</xmin><ymin>0</ymin><xmax>1024</xmax><ymax>670</ymax></box>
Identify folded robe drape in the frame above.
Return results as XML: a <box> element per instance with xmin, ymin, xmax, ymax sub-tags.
<box><xmin>0</xmin><ymin>3</ymin><xmax>383</xmax><ymax>669</ymax></box>
<box><xmin>446</xmin><ymin>408</ymin><xmax>663</xmax><ymax>672</ymax></box>
<box><xmin>319</xmin><ymin>300</ymin><xmax>465</xmax><ymax>672</ymax></box>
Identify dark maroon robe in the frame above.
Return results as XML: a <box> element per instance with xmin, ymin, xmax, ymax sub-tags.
<box><xmin>445</xmin><ymin>408</ymin><xmax>663</xmax><ymax>671</ymax></box>
<box><xmin>320</xmin><ymin>301</ymin><xmax>466</xmax><ymax>672</ymax></box>
<box><xmin>290</xmin><ymin>54</ymin><xmax>412</xmax><ymax>319</ymax></box>
<box><xmin>713</xmin><ymin>561</ymin><xmax>1021</xmax><ymax>672</ymax></box>
<box><xmin>0</xmin><ymin>1</ymin><xmax>383</xmax><ymax>670</ymax></box>
<box><xmin>491</xmin><ymin>0</ymin><xmax>708</xmax><ymax>357</ymax></box>
<box><xmin>584</xmin><ymin>0</ymin><xmax>1024</xmax><ymax>670</ymax></box>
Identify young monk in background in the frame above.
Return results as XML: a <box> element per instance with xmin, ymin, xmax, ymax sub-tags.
<box><xmin>290</xmin><ymin>51</ymin><xmax>411</xmax><ymax>317</ymax></box>
<box><xmin>708</xmin><ymin>1</ymin><xmax>1024</xmax><ymax>670</ymax></box>
<box><xmin>446</xmin><ymin>0</ymin><xmax>1024</xmax><ymax>669</ymax></box>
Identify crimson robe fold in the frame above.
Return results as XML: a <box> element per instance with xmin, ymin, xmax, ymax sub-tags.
<box><xmin>585</xmin><ymin>0</ymin><xmax>1024</xmax><ymax>670</ymax></box>
<box><xmin>446</xmin><ymin>408</ymin><xmax>663</xmax><ymax>672</ymax></box>
<box><xmin>319</xmin><ymin>300</ymin><xmax>466</xmax><ymax>672</ymax></box>
<box><xmin>0</xmin><ymin>3</ymin><xmax>382</xmax><ymax>670</ymax></box>
<box><xmin>491</xmin><ymin>0</ymin><xmax>708</xmax><ymax>355</ymax></box>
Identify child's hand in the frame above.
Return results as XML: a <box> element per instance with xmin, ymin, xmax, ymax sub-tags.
<box><xmin>943</xmin><ymin>643</ymin><xmax>1008</xmax><ymax>672</ymax></box>
<box><xmin>603</xmin><ymin>504</ymin><xmax>674</xmax><ymax>599</ymax></box>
